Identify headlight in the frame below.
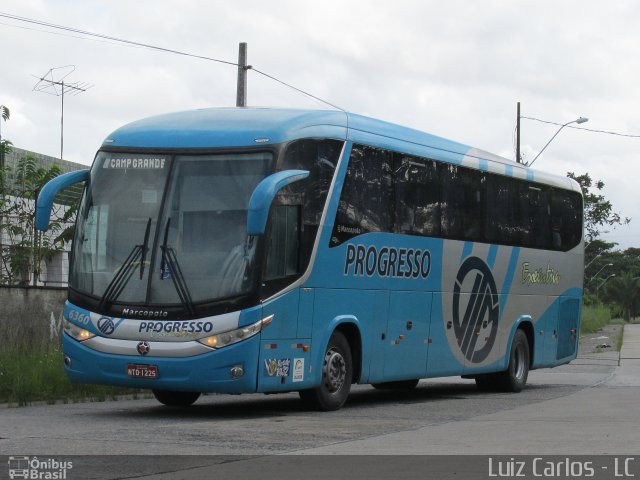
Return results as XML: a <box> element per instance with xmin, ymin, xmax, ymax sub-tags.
<box><xmin>198</xmin><ymin>315</ymin><xmax>273</xmax><ymax>349</ymax></box>
<box><xmin>64</xmin><ymin>318</ymin><xmax>96</xmax><ymax>341</ymax></box>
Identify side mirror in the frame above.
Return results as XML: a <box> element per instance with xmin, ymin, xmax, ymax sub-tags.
<box><xmin>36</xmin><ymin>169</ymin><xmax>90</xmax><ymax>231</ymax></box>
<box><xmin>247</xmin><ymin>169</ymin><xmax>309</xmax><ymax>236</ymax></box>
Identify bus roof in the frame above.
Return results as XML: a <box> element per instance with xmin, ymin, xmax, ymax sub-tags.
<box><xmin>103</xmin><ymin>107</ymin><xmax>579</xmax><ymax>192</ymax></box>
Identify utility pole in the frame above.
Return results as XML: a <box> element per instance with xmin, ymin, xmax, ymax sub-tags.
<box><xmin>516</xmin><ymin>101</ymin><xmax>521</xmax><ymax>163</ymax></box>
<box><xmin>236</xmin><ymin>42</ymin><xmax>250</xmax><ymax>107</ymax></box>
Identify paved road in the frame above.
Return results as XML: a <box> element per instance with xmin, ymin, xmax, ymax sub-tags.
<box><xmin>1</xmin><ymin>326</ymin><xmax>638</xmax><ymax>479</ymax></box>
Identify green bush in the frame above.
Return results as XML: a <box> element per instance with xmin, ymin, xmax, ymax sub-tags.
<box><xmin>581</xmin><ymin>304</ymin><xmax>612</xmax><ymax>334</ymax></box>
<box><xmin>0</xmin><ymin>348</ymin><xmax>143</xmax><ymax>406</ymax></box>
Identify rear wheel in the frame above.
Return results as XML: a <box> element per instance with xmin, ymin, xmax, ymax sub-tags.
<box><xmin>372</xmin><ymin>379</ymin><xmax>419</xmax><ymax>390</ymax></box>
<box><xmin>497</xmin><ymin>329</ymin><xmax>530</xmax><ymax>392</ymax></box>
<box><xmin>152</xmin><ymin>389</ymin><xmax>201</xmax><ymax>407</ymax></box>
<box><xmin>299</xmin><ymin>331</ymin><xmax>352</xmax><ymax>411</ymax></box>
<box><xmin>474</xmin><ymin>374</ymin><xmax>498</xmax><ymax>391</ymax></box>
<box><xmin>475</xmin><ymin>329</ymin><xmax>530</xmax><ymax>392</ymax></box>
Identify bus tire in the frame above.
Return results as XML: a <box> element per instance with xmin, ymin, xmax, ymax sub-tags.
<box><xmin>299</xmin><ymin>331</ymin><xmax>352</xmax><ymax>411</ymax></box>
<box><xmin>371</xmin><ymin>379</ymin><xmax>419</xmax><ymax>390</ymax></box>
<box><xmin>495</xmin><ymin>329</ymin><xmax>530</xmax><ymax>392</ymax></box>
<box><xmin>152</xmin><ymin>389</ymin><xmax>201</xmax><ymax>407</ymax></box>
<box><xmin>474</xmin><ymin>374</ymin><xmax>498</xmax><ymax>391</ymax></box>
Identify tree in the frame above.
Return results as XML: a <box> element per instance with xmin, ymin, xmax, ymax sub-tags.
<box><xmin>605</xmin><ymin>272</ymin><xmax>640</xmax><ymax>322</ymax></box>
<box><xmin>0</xmin><ymin>104</ymin><xmax>9</xmax><ymax>170</ymax></box>
<box><xmin>567</xmin><ymin>172</ymin><xmax>630</xmax><ymax>242</ymax></box>
<box><xmin>0</xmin><ymin>155</ymin><xmax>67</xmax><ymax>285</ymax></box>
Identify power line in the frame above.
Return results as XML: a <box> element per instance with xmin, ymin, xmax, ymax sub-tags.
<box><xmin>0</xmin><ymin>11</ymin><xmax>344</xmax><ymax>111</ymax></box>
<box><xmin>0</xmin><ymin>20</ymin><xmax>146</xmax><ymax>50</ymax></box>
<box><xmin>252</xmin><ymin>67</ymin><xmax>345</xmax><ymax>112</ymax></box>
<box><xmin>522</xmin><ymin>116</ymin><xmax>640</xmax><ymax>139</ymax></box>
<box><xmin>0</xmin><ymin>12</ymin><xmax>239</xmax><ymax>66</ymax></box>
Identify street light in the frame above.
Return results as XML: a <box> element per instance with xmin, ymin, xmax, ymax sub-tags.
<box><xmin>585</xmin><ymin>253</ymin><xmax>604</xmax><ymax>270</ymax></box>
<box><xmin>597</xmin><ymin>273</ymin><xmax>615</xmax><ymax>299</ymax></box>
<box><xmin>584</xmin><ymin>232</ymin><xmax>610</xmax><ymax>251</ymax></box>
<box><xmin>528</xmin><ymin>117</ymin><xmax>589</xmax><ymax>167</ymax></box>
<box><xmin>589</xmin><ymin>263</ymin><xmax>614</xmax><ymax>283</ymax></box>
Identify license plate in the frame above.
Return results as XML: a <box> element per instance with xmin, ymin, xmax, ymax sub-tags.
<box><xmin>127</xmin><ymin>364</ymin><xmax>159</xmax><ymax>379</ymax></box>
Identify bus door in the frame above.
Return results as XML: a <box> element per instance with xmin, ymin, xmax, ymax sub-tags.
<box><xmin>381</xmin><ymin>291</ymin><xmax>431</xmax><ymax>381</ymax></box>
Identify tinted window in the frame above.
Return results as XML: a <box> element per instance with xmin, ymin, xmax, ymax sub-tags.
<box><xmin>330</xmin><ymin>145</ymin><xmax>393</xmax><ymax>246</ymax></box>
<box><xmin>331</xmin><ymin>143</ymin><xmax>582</xmax><ymax>251</ymax></box>
<box><xmin>262</xmin><ymin>139</ymin><xmax>342</xmax><ymax>296</ymax></box>
<box><xmin>395</xmin><ymin>155</ymin><xmax>441</xmax><ymax>237</ymax></box>
<box><xmin>551</xmin><ymin>189</ymin><xmax>582</xmax><ymax>251</ymax></box>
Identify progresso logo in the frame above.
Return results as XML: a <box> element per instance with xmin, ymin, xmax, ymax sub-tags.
<box><xmin>452</xmin><ymin>256</ymin><xmax>499</xmax><ymax>363</ymax></box>
<box><xmin>343</xmin><ymin>244</ymin><xmax>431</xmax><ymax>279</ymax></box>
<box><xmin>97</xmin><ymin>316</ymin><xmax>124</xmax><ymax>336</ymax></box>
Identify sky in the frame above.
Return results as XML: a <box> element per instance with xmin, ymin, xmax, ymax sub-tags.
<box><xmin>1</xmin><ymin>0</ymin><xmax>639</xmax><ymax>249</ymax></box>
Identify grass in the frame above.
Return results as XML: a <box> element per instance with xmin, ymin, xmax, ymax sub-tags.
<box><xmin>0</xmin><ymin>348</ymin><xmax>145</xmax><ymax>406</ymax></box>
<box><xmin>581</xmin><ymin>304</ymin><xmax>612</xmax><ymax>334</ymax></box>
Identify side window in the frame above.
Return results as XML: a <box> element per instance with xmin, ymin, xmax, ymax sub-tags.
<box><xmin>277</xmin><ymin>139</ymin><xmax>341</xmax><ymax>269</ymax></box>
<box><xmin>460</xmin><ymin>168</ymin><xmax>485</xmax><ymax>241</ymax></box>
<box><xmin>551</xmin><ymin>189</ymin><xmax>583</xmax><ymax>251</ymax></box>
<box><xmin>440</xmin><ymin>164</ymin><xmax>485</xmax><ymax>243</ymax></box>
<box><xmin>528</xmin><ymin>186</ymin><xmax>551</xmax><ymax>249</ymax></box>
<box><xmin>516</xmin><ymin>180</ymin><xmax>533</xmax><ymax>247</ymax></box>
<box><xmin>440</xmin><ymin>163</ymin><xmax>464</xmax><ymax>239</ymax></box>
<box><xmin>262</xmin><ymin>139</ymin><xmax>341</xmax><ymax>297</ymax></box>
<box><xmin>326</xmin><ymin>142</ymin><xmax>582</xmax><ymax>252</ymax></box>
<box><xmin>330</xmin><ymin>145</ymin><xmax>393</xmax><ymax>246</ymax></box>
<box><xmin>394</xmin><ymin>154</ymin><xmax>441</xmax><ymax>237</ymax></box>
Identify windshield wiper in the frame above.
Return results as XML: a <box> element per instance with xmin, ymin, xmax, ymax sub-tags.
<box><xmin>139</xmin><ymin>218</ymin><xmax>152</xmax><ymax>279</ymax></box>
<box><xmin>160</xmin><ymin>218</ymin><xmax>195</xmax><ymax>316</ymax></box>
<box><xmin>99</xmin><ymin>218</ymin><xmax>151</xmax><ymax>310</ymax></box>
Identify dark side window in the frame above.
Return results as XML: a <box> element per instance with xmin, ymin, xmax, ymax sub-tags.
<box><xmin>262</xmin><ymin>139</ymin><xmax>342</xmax><ymax>296</ymax></box>
<box><xmin>330</xmin><ymin>143</ymin><xmax>582</xmax><ymax>251</ymax></box>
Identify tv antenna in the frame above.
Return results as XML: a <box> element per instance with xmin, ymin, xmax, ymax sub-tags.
<box><xmin>33</xmin><ymin>65</ymin><xmax>92</xmax><ymax>161</ymax></box>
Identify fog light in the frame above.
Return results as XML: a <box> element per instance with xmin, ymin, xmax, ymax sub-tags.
<box><xmin>230</xmin><ymin>366</ymin><xmax>244</xmax><ymax>379</ymax></box>
<box><xmin>63</xmin><ymin>355</ymin><xmax>72</xmax><ymax>368</ymax></box>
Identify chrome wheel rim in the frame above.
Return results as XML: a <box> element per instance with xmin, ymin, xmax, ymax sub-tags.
<box><xmin>323</xmin><ymin>348</ymin><xmax>346</xmax><ymax>393</ymax></box>
<box><xmin>513</xmin><ymin>343</ymin><xmax>527</xmax><ymax>380</ymax></box>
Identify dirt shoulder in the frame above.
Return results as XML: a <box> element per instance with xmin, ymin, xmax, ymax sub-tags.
<box><xmin>579</xmin><ymin>323</ymin><xmax>622</xmax><ymax>356</ymax></box>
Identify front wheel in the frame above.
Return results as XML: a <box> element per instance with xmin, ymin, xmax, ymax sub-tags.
<box><xmin>299</xmin><ymin>331</ymin><xmax>352</xmax><ymax>411</ymax></box>
<box><xmin>152</xmin><ymin>389</ymin><xmax>201</xmax><ymax>407</ymax></box>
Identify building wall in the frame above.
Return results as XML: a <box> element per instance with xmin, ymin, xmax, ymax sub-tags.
<box><xmin>0</xmin><ymin>286</ymin><xmax>67</xmax><ymax>351</ymax></box>
<box><xmin>4</xmin><ymin>146</ymin><xmax>87</xmax><ymax>175</ymax></box>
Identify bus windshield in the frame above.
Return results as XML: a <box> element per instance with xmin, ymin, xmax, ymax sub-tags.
<box><xmin>70</xmin><ymin>151</ymin><xmax>273</xmax><ymax>307</ymax></box>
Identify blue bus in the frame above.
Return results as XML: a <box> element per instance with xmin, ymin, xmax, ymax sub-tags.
<box><xmin>36</xmin><ymin>108</ymin><xmax>583</xmax><ymax>411</ymax></box>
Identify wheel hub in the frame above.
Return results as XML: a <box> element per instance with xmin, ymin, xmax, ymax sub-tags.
<box><xmin>324</xmin><ymin>349</ymin><xmax>346</xmax><ymax>393</ymax></box>
<box><xmin>513</xmin><ymin>343</ymin><xmax>526</xmax><ymax>380</ymax></box>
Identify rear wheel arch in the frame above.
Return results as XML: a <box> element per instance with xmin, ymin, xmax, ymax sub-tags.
<box><xmin>514</xmin><ymin>320</ymin><xmax>535</xmax><ymax>368</ymax></box>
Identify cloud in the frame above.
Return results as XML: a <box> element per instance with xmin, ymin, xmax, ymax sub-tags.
<box><xmin>2</xmin><ymin>0</ymin><xmax>640</xmax><ymax>248</ymax></box>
